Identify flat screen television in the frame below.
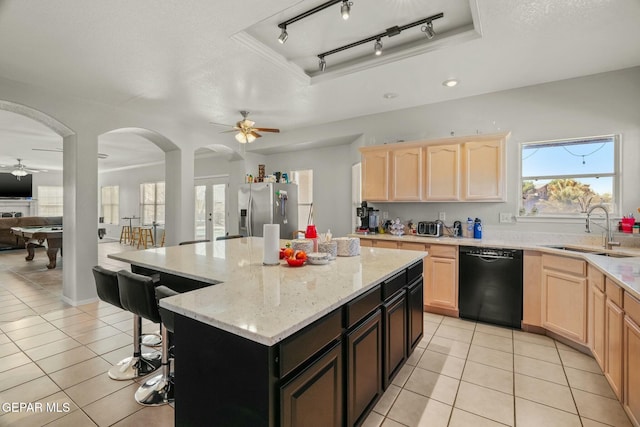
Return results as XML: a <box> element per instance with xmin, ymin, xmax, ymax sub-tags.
<box><xmin>0</xmin><ymin>172</ymin><xmax>33</xmax><ymax>198</ymax></box>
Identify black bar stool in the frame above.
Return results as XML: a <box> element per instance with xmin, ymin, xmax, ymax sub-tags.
<box><xmin>178</xmin><ymin>239</ymin><xmax>210</xmax><ymax>245</ymax></box>
<box><xmin>113</xmin><ymin>270</ymin><xmax>163</xmax><ymax>380</ymax></box>
<box><xmin>215</xmin><ymin>234</ymin><xmax>243</xmax><ymax>240</ymax></box>
<box><xmin>92</xmin><ymin>266</ymin><xmax>161</xmax><ymax>380</ymax></box>
<box><xmin>135</xmin><ymin>285</ymin><xmax>179</xmax><ymax>406</ymax></box>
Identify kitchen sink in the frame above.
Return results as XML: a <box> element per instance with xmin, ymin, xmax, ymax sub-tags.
<box><xmin>543</xmin><ymin>245</ymin><xmax>635</xmax><ymax>258</ymax></box>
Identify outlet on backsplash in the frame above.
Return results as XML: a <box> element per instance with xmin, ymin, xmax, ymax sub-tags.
<box><xmin>499</xmin><ymin>212</ymin><xmax>514</xmax><ymax>223</ymax></box>
<box><xmin>439</xmin><ymin>212</ymin><xmax>446</xmax><ymax>221</ymax></box>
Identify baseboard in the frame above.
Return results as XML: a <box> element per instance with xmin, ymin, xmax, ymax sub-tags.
<box><xmin>424</xmin><ymin>305</ymin><xmax>459</xmax><ymax>318</ymax></box>
<box><xmin>61</xmin><ymin>295</ymin><xmax>98</xmax><ymax>306</ymax></box>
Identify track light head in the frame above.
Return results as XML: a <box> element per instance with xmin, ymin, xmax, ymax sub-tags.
<box><xmin>278</xmin><ymin>26</ymin><xmax>288</xmax><ymax>44</ymax></box>
<box><xmin>341</xmin><ymin>1</ymin><xmax>351</xmax><ymax>20</ymax></box>
<box><xmin>374</xmin><ymin>39</ymin><xmax>383</xmax><ymax>56</ymax></box>
<box><xmin>319</xmin><ymin>56</ymin><xmax>327</xmax><ymax>72</ymax></box>
<box><xmin>421</xmin><ymin>21</ymin><xmax>435</xmax><ymax>39</ymax></box>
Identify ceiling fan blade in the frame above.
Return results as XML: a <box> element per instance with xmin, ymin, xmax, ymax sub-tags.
<box><xmin>220</xmin><ymin>129</ymin><xmax>238</xmax><ymax>134</ymax></box>
<box><xmin>32</xmin><ymin>148</ymin><xmax>63</xmax><ymax>153</ymax></box>
<box><xmin>250</xmin><ymin>131</ymin><xmax>262</xmax><ymax>138</ymax></box>
<box><xmin>209</xmin><ymin>121</ymin><xmax>234</xmax><ymax>127</ymax></box>
<box><xmin>23</xmin><ymin>168</ymin><xmax>46</xmax><ymax>173</ymax></box>
<box><xmin>253</xmin><ymin>128</ymin><xmax>280</xmax><ymax>133</ymax></box>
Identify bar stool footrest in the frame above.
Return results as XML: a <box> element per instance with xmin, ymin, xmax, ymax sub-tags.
<box><xmin>107</xmin><ymin>353</ymin><xmax>161</xmax><ymax>380</ymax></box>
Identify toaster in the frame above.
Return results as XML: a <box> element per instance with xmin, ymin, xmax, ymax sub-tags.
<box><xmin>417</xmin><ymin>221</ymin><xmax>444</xmax><ymax>237</ymax></box>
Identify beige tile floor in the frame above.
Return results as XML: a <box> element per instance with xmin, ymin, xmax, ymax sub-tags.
<box><xmin>0</xmin><ymin>242</ymin><xmax>635</xmax><ymax>426</ymax></box>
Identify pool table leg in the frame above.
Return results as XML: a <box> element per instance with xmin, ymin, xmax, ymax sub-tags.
<box><xmin>46</xmin><ymin>248</ymin><xmax>59</xmax><ymax>269</ymax></box>
<box><xmin>25</xmin><ymin>243</ymin><xmax>36</xmax><ymax>261</ymax></box>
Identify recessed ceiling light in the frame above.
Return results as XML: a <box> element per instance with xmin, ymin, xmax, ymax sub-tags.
<box><xmin>443</xmin><ymin>79</ymin><xmax>459</xmax><ymax>87</ymax></box>
<box><xmin>383</xmin><ymin>93</ymin><xmax>398</xmax><ymax>99</ymax></box>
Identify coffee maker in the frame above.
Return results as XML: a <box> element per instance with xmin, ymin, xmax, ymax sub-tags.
<box><xmin>356</xmin><ymin>201</ymin><xmax>379</xmax><ymax>233</ymax></box>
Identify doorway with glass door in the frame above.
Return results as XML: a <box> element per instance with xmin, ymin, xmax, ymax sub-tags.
<box><xmin>194</xmin><ymin>178</ymin><xmax>228</xmax><ymax>241</ymax></box>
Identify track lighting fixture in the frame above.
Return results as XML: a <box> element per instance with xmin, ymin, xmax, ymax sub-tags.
<box><xmin>278</xmin><ymin>26</ymin><xmax>288</xmax><ymax>44</ymax></box>
<box><xmin>421</xmin><ymin>21</ymin><xmax>435</xmax><ymax>39</ymax></box>
<box><xmin>277</xmin><ymin>0</ymin><xmax>354</xmax><ymax>43</ymax></box>
<box><xmin>319</xmin><ymin>56</ymin><xmax>327</xmax><ymax>72</ymax></box>
<box><xmin>374</xmin><ymin>38</ymin><xmax>383</xmax><ymax>56</ymax></box>
<box><xmin>341</xmin><ymin>1</ymin><xmax>352</xmax><ymax>20</ymax></box>
<box><xmin>316</xmin><ymin>12</ymin><xmax>443</xmax><ymax>72</ymax></box>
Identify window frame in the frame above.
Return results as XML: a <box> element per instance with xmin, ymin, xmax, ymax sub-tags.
<box><xmin>37</xmin><ymin>186</ymin><xmax>64</xmax><ymax>217</ymax></box>
<box><xmin>100</xmin><ymin>185</ymin><xmax>119</xmax><ymax>225</ymax></box>
<box><xmin>518</xmin><ymin>134</ymin><xmax>621</xmax><ymax>220</ymax></box>
<box><xmin>139</xmin><ymin>181</ymin><xmax>165</xmax><ymax>225</ymax></box>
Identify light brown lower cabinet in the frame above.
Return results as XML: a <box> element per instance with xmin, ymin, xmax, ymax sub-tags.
<box><xmin>424</xmin><ymin>245</ymin><xmax>458</xmax><ymax>317</ymax></box>
<box><xmin>624</xmin><ymin>292</ymin><xmax>640</xmax><ymax>426</ymax></box>
<box><xmin>541</xmin><ymin>267</ymin><xmax>587</xmax><ymax>343</ymax></box>
<box><xmin>589</xmin><ymin>283</ymin><xmax>606</xmax><ymax>370</ymax></box>
<box><xmin>588</xmin><ymin>264</ymin><xmax>606</xmax><ymax>370</ymax></box>
<box><xmin>605</xmin><ymin>298</ymin><xmax>624</xmax><ymax>400</ymax></box>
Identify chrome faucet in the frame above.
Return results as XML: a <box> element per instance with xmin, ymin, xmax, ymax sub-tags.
<box><xmin>586</xmin><ymin>204</ymin><xmax>620</xmax><ymax>250</ymax></box>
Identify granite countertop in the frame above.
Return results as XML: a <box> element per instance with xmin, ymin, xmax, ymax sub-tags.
<box><xmin>352</xmin><ymin>233</ymin><xmax>640</xmax><ymax>299</ymax></box>
<box><xmin>109</xmin><ymin>237</ymin><xmax>426</xmax><ymax>346</ymax></box>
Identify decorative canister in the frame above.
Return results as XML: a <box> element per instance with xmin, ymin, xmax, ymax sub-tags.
<box><xmin>334</xmin><ymin>237</ymin><xmax>360</xmax><ymax>257</ymax></box>
<box><xmin>318</xmin><ymin>241</ymin><xmax>338</xmax><ymax>259</ymax></box>
<box><xmin>291</xmin><ymin>239</ymin><xmax>314</xmax><ymax>254</ymax></box>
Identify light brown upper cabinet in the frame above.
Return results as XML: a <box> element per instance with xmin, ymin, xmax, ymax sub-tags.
<box><xmin>361</xmin><ymin>149</ymin><xmax>389</xmax><ymax>201</ymax></box>
<box><xmin>423</xmin><ymin>144</ymin><xmax>460</xmax><ymax>201</ymax></box>
<box><xmin>390</xmin><ymin>146</ymin><xmax>422</xmax><ymax>201</ymax></box>
<box><xmin>359</xmin><ymin>132</ymin><xmax>508</xmax><ymax>202</ymax></box>
<box><xmin>462</xmin><ymin>138</ymin><xmax>506</xmax><ymax>201</ymax></box>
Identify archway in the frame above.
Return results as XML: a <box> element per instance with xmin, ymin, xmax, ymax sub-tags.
<box><xmin>99</xmin><ymin>127</ymin><xmax>190</xmax><ymax>248</ymax></box>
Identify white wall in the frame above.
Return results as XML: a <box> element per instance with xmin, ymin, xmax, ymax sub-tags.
<box><xmin>98</xmin><ymin>164</ymin><xmax>164</xmax><ymax>239</ymax></box>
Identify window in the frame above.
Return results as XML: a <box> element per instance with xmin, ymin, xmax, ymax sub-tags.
<box><xmin>140</xmin><ymin>182</ymin><xmax>165</xmax><ymax>225</ymax></box>
<box><xmin>291</xmin><ymin>170</ymin><xmax>313</xmax><ymax>228</ymax></box>
<box><xmin>101</xmin><ymin>186</ymin><xmax>119</xmax><ymax>225</ymax></box>
<box><xmin>37</xmin><ymin>186</ymin><xmax>63</xmax><ymax>216</ymax></box>
<box><xmin>520</xmin><ymin>135</ymin><xmax>618</xmax><ymax>216</ymax></box>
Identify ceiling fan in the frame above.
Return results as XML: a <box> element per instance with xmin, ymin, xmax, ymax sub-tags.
<box><xmin>32</xmin><ymin>147</ymin><xmax>109</xmax><ymax>159</ymax></box>
<box><xmin>211</xmin><ymin>111</ymin><xmax>280</xmax><ymax>143</ymax></box>
<box><xmin>0</xmin><ymin>158</ymin><xmax>48</xmax><ymax>180</ymax></box>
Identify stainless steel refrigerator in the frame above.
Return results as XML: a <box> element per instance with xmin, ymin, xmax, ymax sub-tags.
<box><xmin>238</xmin><ymin>183</ymin><xmax>298</xmax><ymax>239</ymax></box>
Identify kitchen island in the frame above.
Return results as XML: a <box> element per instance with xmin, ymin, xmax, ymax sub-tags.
<box><xmin>109</xmin><ymin>237</ymin><xmax>426</xmax><ymax>426</ymax></box>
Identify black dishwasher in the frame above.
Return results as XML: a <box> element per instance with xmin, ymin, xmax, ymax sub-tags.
<box><xmin>458</xmin><ymin>246</ymin><xmax>523</xmax><ymax>329</ymax></box>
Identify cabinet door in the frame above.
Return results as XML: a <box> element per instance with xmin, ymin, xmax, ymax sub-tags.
<box><xmin>541</xmin><ymin>269</ymin><xmax>587</xmax><ymax>343</ymax></box>
<box><xmin>588</xmin><ymin>284</ymin><xmax>606</xmax><ymax>370</ymax></box>
<box><xmin>605</xmin><ymin>299</ymin><xmax>624</xmax><ymax>400</ymax></box>
<box><xmin>424</xmin><ymin>256</ymin><xmax>458</xmax><ymax>311</ymax></box>
<box><xmin>346</xmin><ymin>310</ymin><xmax>383</xmax><ymax>427</ymax></box>
<box><xmin>408</xmin><ymin>278</ymin><xmax>424</xmax><ymax>353</ymax></box>
<box><xmin>281</xmin><ymin>342</ymin><xmax>343</xmax><ymax>427</ymax></box>
<box><xmin>391</xmin><ymin>147</ymin><xmax>421</xmax><ymax>201</ymax></box>
<box><xmin>423</xmin><ymin>144</ymin><xmax>460</xmax><ymax>201</ymax></box>
<box><xmin>624</xmin><ymin>316</ymin><xmax>640</xmax><ymax>426</ymax></box>
<box><xmin>462</xmin><ymin>139</ymin><xmax>505</xmax><ymax>201</ymax></box>
<box><xmin>384</xmin><ymin>291</ymin><xmax>407</xmax><ymax>388</ymax></box>
<box><xmin>362</xmin><ymin>150</ymin><xmax>389</xmax><ymax>201</ymax></box>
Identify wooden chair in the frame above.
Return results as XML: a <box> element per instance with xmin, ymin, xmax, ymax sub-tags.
<box><xmin>130</xmin><ymin>227</ymin><xmax>141</xmax><ymax>246</ymax></box>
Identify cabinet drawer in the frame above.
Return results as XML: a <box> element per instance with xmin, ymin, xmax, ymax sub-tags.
<box><xmin>399</xmin><ymin>242</ymin><xmax>426</xmax><ymax>252</ymax></box>
<box><xmin>429</xmin><ymin>244</ymin><xmax>457</xmax><ymax>259</ymax></box>
<box><xmin>279</xmin><ymin>309</ymin><xmax>342</xmax><ymax>378</ymax></box>
<box><xmin>360</xmin><ymin>239</ymin><xmax>373</xmax><ymax>247</ymax></box>
<box><xmin>542</xmin><ymin>254</ymin><xmax>586</xmax><ymax>276</ymax></box>
<box><xmin>407</xmin><ymin>260</ymin><xmax>423</xmax><ymax>284</ymax></box>
<box><xmin>588</xmin><ymin>264</ymin><xmax>605</xmax><ymax>292</ymax></box>
<box><xmin>606</xmin><ymin>278</ymin><xmax>623</xmax><ymax>307</ymax></box>
<box><xmin>625</xmin><ymin>292</ymin><xmax>640</xmax><ymax>325</ymax></box>
<box><xmin>382</xmin><ymin>270</ymin><xmax>406</xmax><ymax>300</ymax></box>
<box><xmin>346</xmin><ymin>285</ymin><xmax>381</xmax><ymax>329</ymax></box>
<box><xmin>375</xmin><ymin>240</ymin><xmax>398</xmax><ymax>249</ymax></box>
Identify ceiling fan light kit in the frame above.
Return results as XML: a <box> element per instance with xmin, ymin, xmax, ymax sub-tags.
<box><xmin>212</xmin><ymin>110</ymin><xmax>280</xmax><ymax>144</ymax></box>
<box><xmin>0</xmin><ymin>158</ymin><xmax>46</xmax><ymax>181</ymax></box>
